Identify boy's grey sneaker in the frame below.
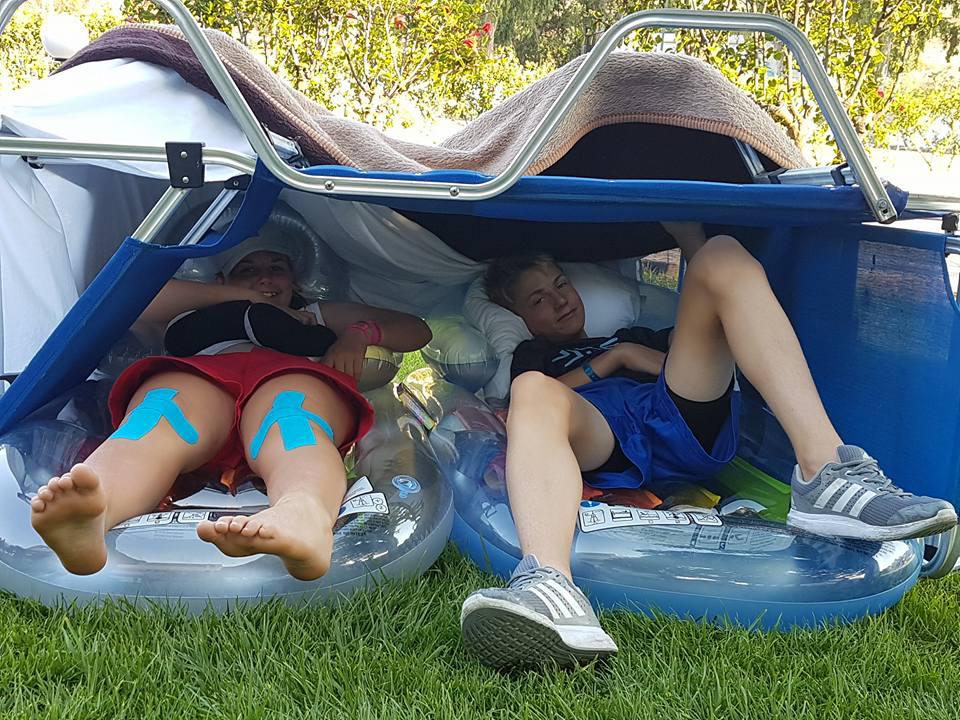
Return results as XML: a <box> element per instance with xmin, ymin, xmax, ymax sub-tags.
<box><xmin>788</xmin><ymin>445</ymin><xmax>957</xmax><ymax>541</ymax></box>
<box><xmin>460</xmin><ymin>555</ymin><xmax>617</xmax><ymax>671</ymax></box>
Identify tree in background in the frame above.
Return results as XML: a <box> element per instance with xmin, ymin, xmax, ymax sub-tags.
<box><xmin>494</xmin><ymin>0</ymin><xmax>955</xmax><ymax>154</ymax></box>
<box><xmin>875</xmin><ymin>71</ymin><xmax>960</xmax><ymax>167</ymax></box>
<box><xmin>1</xmin><ymin>0</ymin><xmax>957</xmax><ymax>156</ymax></box>
<box><xmin>0</xmin><ymin>1</ymin><xmax>119</xmax><ymax>93</ymax></box>
<box><xmin>124</xmin><ymin>0</ymin><xmax>540</xmax><ymax>126</ymax></box>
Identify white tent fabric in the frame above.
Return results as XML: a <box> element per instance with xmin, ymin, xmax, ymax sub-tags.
<box><xmin>0</xmin><ymin>60</ymin><xmax>484</xmax><ymax>373</ymax></box>
<box><xmin>2</xmin><ymin>58</ymin><xmax>253</xmax><ymax>180</ymax></box>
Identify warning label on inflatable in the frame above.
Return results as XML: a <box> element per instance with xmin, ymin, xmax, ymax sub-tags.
<box><xmin>114</xmin><ymin>510</ymin><xmax>218</xmax><ymax>529</ymax></box>
<box><xmin>338</xmin><ymin>492</ymin><xmax>389</xmax><ymax>519</ymax></box>
<box><xmin>577</xmin><ymin>502</ymin><xmax>722</xmax><ymax>533</ymax></box>
<box><xmin>344</xmin><ymin>475</ymin><xmax>374</xmax><ymax>502</ymax></box>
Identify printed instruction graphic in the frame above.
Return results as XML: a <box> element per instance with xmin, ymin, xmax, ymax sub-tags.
<box><xmin>577</xmin><ymin>501</ymin><xmax>723</xmax><ymax>533</ymax></box>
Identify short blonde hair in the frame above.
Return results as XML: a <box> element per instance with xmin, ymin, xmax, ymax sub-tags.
<box><xmin>484</xmin><ymin>253</ymin><xmax>558</xmax><ymax>308</ymax></box>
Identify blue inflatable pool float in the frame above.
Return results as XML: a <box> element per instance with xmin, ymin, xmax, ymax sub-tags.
<box><xmin>401</xmin><ymin>370</ymin><xmax>922</xmax><ymax>630</ymax></box>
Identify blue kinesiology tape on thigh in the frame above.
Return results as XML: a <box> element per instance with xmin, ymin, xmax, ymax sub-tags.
<box><xmin>250</xmin><ymin>390</ymin><xmax>335</xmax><ymax>460</ymax></box>
<box><xmin>110</xmin><ymin>388</ymin><xmax>199</xmax><ymax>445</ymax></box>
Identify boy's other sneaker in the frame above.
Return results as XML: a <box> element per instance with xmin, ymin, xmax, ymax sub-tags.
<box><xmin>460</xmin><ymin>555</ymin><xmax>617</xmax><ymax>671</ymax></box>
<box><xmin>788</xmin><ymin>445</ymin><xmax>957</xmax><ymax>541</ymax></box>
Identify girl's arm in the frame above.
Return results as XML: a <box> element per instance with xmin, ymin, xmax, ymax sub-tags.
<box><xmin>319</xmin><ymin>302</ymin><xmax>432</xmax><ymax>352</ymax></box>
<box><xmin>137</xmin><ymin>279</ymin><xmax>261</xmax><ymax>326</ymax></box>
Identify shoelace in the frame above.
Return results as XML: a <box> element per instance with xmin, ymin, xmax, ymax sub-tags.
<box><xmin>507</xmin><ymin>567</ymin><xmax>553</xmax><ymax>590</ymax></box>
<box><xmin>831</xmin><ymin>457</ymin><xmax>913</xmax><ymax>498</ymax></box>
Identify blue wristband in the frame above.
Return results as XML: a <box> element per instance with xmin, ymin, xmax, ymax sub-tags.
<box><xmin>582</xmin><ymin>362</ymin><xmax>601</xmax><ymax>382</ymax></box>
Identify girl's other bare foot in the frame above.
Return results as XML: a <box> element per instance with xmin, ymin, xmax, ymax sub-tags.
<box><xmin>196</xmin><ymin>496</ymin><xmax>333</xmax><ymax>580</ymax></box>
<box><xmin>30</xmin><ymin>463</ymin><xmax>108</xmax><ymax>575</ymax></box>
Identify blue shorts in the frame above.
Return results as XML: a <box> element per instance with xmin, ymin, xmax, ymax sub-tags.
<box><xmin>575</xmin><ymin>374</ymin><xmax>740</xmax><ymax>490</ymax></box>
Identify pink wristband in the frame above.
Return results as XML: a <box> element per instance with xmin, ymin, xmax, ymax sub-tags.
<box><xmin>347</xmin><ymin>320</ymin><xmax>383</xmax><ymax>345</ymax></box>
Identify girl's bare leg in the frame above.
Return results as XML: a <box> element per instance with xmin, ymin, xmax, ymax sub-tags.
<box><xmin>30</xmin><ymin>371</ymin><xmax>234</xmax><ymax>574</ymax></box>
<box><xmin>197</xmin><ymin>373</ymin><xmax>355</xmax><ymax>580</ymax></box>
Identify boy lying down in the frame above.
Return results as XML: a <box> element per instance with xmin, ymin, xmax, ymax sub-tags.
<box><xmin>460</xmin><ymin>223</ymin><xmax>957</xmax><ymax>671</ymax></box>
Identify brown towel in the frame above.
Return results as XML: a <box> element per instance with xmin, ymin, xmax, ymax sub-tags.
<box><xmin>60</xmin><ymin>24</ymin><xmax>807</xmax><ymax>174</ymax></box>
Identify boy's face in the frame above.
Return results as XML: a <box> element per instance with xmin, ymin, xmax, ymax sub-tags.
<box><xmin>222</xmin><ymin>251</ymin><xmax>296</xmax><ymax>307</ymax></box>
<box><xmin>509</xmin><ymin>263</ymin><xmax>585</xmax><ymax>341</ymax></box>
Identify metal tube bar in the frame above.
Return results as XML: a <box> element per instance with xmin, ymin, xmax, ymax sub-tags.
<box><xmin>0</xmin><ymin>0</ymin><xmax>26</xmax><ymax>34</ymax></box>
<box><xmin>1</xmin><ymin>0</ymin><xmax>896</xmax><ymax>221</ymax></box>
<box><xmin>0</xmin><ymin>136</ymin><xmax>256</xmax><ymax>175</ymax></box>
<box><xmin>908</xmin><ymin>195</ymin><xmax>960</xmax><ymax>213</ymax></box>
<box><xmin>131</xmin><ymin>186</ymin><xmax>191</xmax><ymax>242</ymax></box>
<box><xmin>178</xmin><ymin>188</ymin><xmax>240</xmax><ymax>245</ymax></box>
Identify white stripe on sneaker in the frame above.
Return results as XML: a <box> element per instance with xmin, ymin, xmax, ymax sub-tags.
<box><xmin>813</xmin><ymin>478</ymin><xmax>848</xmax><ymax>509</ymax></box>
<box><xmin>528</xmin><ymin>586</ymin><xmax>564</xmax><ymax>619</ymax></box>
<box><xmin>536</xmin><ymin>583</ymin><xmax>574</xmax><ymax>619</ymax></box>
<box><xmin>545</xmin><ymin>580</ymin><xmax>587</xmax><ymax>618</ymax></box>
<box><xmin>848</xmin><ymin>489</ymin><xmax>877</xmax><ymax>518</ymax></box>
<box><xmin>831</xmin><ymin>485</ymin><xmax>862</xmax><ymax>514</ymax></box>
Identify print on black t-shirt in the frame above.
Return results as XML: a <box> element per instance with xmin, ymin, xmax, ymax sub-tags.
<box><xmin>510</xmin><ymin>326</ymin><xmax>672</xmax><ymax>384</ymax></box>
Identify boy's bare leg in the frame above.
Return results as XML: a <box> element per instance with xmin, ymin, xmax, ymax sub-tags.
<box><xmin>31</xmin><ymin>371</ymin><xmax>234</xmax><ymax>574</ymax></box>
<box><xmin>664</xmin><ymin>235</ymin><xmax>842</xmax><ymax>479</ymax></box>
<box><xmin>504</xmin><ymin>371</ymin><xmax>616</xmax><ymax>579</ymax></box>
<box><xmin>197</xmin><ymin>373</ymin><xmax>354</xmax><ymax>580</ymax></box>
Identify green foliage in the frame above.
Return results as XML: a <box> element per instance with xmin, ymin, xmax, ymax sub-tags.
<box><xmin>0</xmin><ymin>3</ymin><xmax>120</xmax><ymax>93</ymax></box>
<box><xmin>125</xmin><ymin>0</ymin><xmax>511</xmax><ymax>126</ymax></box>
<box><xmin>874</xmin><ymin>72</ymin><xmax>960</xmax><ymax>164</ymax></box>
<box><xmin>486</xmin><ymin>1</ymin><xmax>957</xmax><ymax>154</ymax></box>
<box><xmin>440</xmin><ymin>44</ymin><xmax>554</xmax><ymax>120</ymax></box>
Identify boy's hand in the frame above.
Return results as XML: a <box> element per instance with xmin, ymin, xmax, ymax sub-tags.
<box><xmin>613</xmin><ymin>343</ymin><xmax>665</xmax><ymax>376</ymax></box>
<box><xmin>659</xmin><ymin>221</ymin><xmax>706</xmax><ymax>260</ymax></box>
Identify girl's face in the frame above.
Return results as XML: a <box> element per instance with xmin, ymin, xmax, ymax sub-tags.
<box><xmin>223</xmin><ymin>251</ymin><xmax>296</xmax><ymax>306</ymax></box>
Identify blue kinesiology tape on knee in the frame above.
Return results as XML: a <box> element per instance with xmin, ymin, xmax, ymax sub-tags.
<box><xmin>250</xmin><ymin>390</ymin><xmax>336</xmax><ymax>459</ymax></box>
<box><xmin>110</xmin><ymin>388</ymin><xmax>199</xmax><ymax>445</ymax></box>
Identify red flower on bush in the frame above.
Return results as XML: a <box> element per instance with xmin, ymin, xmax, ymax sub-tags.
<box><xmin>482</xmin><ymin>21</ymin><xmax>493</xmax><ymax>34</ymax></box>
<box><xmin>876</xmin><ymin>88</ymin><xmax>885</xmax><ymax>98</ymax></box>
<box><xmin>464</xmin><ymin>37</ymin><xmax>475</xmax><ymax>49</ymax></box>
<box><xmin>393</xmin><ymin>13</ymin><xmax>407</xmax><ymax>29</ymax></box>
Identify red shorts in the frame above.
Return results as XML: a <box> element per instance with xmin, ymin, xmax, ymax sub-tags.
<box><xmin>108</xmin><ymin>349</ymin><xmax>375</xmax><ymax>484</ymax></box>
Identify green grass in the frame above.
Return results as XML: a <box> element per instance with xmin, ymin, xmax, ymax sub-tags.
<box><xmin>2</xmin><ymin>548</ymin><xmax>960</xmax><ymax>720</ymax></box>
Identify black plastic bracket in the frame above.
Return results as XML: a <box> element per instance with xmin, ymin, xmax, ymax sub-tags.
<box><xmin>223</xmin><ymin>175</ymin><xmax>251</xmax><ymax>191</ymax></box>
<box><xmin>943</xmin><ymin>213</ymin><xmax>959</xmax><ymax>235</ymax></box>
<box><xmin>759</xmin><ymin>167</ymin><xmax>788</xmax><ymax>185</ymax></box>
<box><xmin>165</xmin><ymin>142</ymin><xmax>205</xmax><ymax>188</ymax></box>
<box><xmin>830</xmin><ymin>162</ymin><xmax>850</xmax><ymax>187</ymax></box>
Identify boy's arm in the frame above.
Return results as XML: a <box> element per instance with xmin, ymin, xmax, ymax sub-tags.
<box><xmin>556</xmin><ymin>347</ymin><xmax>624</xmax><ymax>388</ymax></box>
<box><xmin>318</xmin><ymin>302</ymin><xmax>432</xmax><ymax>352</ymax></box>
<box><xmin>556</xmin><ymin>343</ymin><xmax>666</xmax><ymax>389</ymax></box>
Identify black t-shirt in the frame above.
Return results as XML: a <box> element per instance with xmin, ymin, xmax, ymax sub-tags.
<box><xmin>510</xmin><ymin>326</ymin><xmax>672</xmax><ymax>383</ymax></box>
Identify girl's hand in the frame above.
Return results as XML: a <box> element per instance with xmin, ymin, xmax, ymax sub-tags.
<box><xmin>320</xmin><ymin>332</ymin><xmax>368</xmax><ymax>379</ymax></box>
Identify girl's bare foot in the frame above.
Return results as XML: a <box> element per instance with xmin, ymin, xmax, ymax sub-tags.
<box><xmin>196</xmin><ymin>495</ymin><xmax>333</xmax><ymax>580</ymax></box>
<box><xmin>30</xmin><ymin>463</ymin><xmax>108</xmax><ymax>575</ymax></box>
